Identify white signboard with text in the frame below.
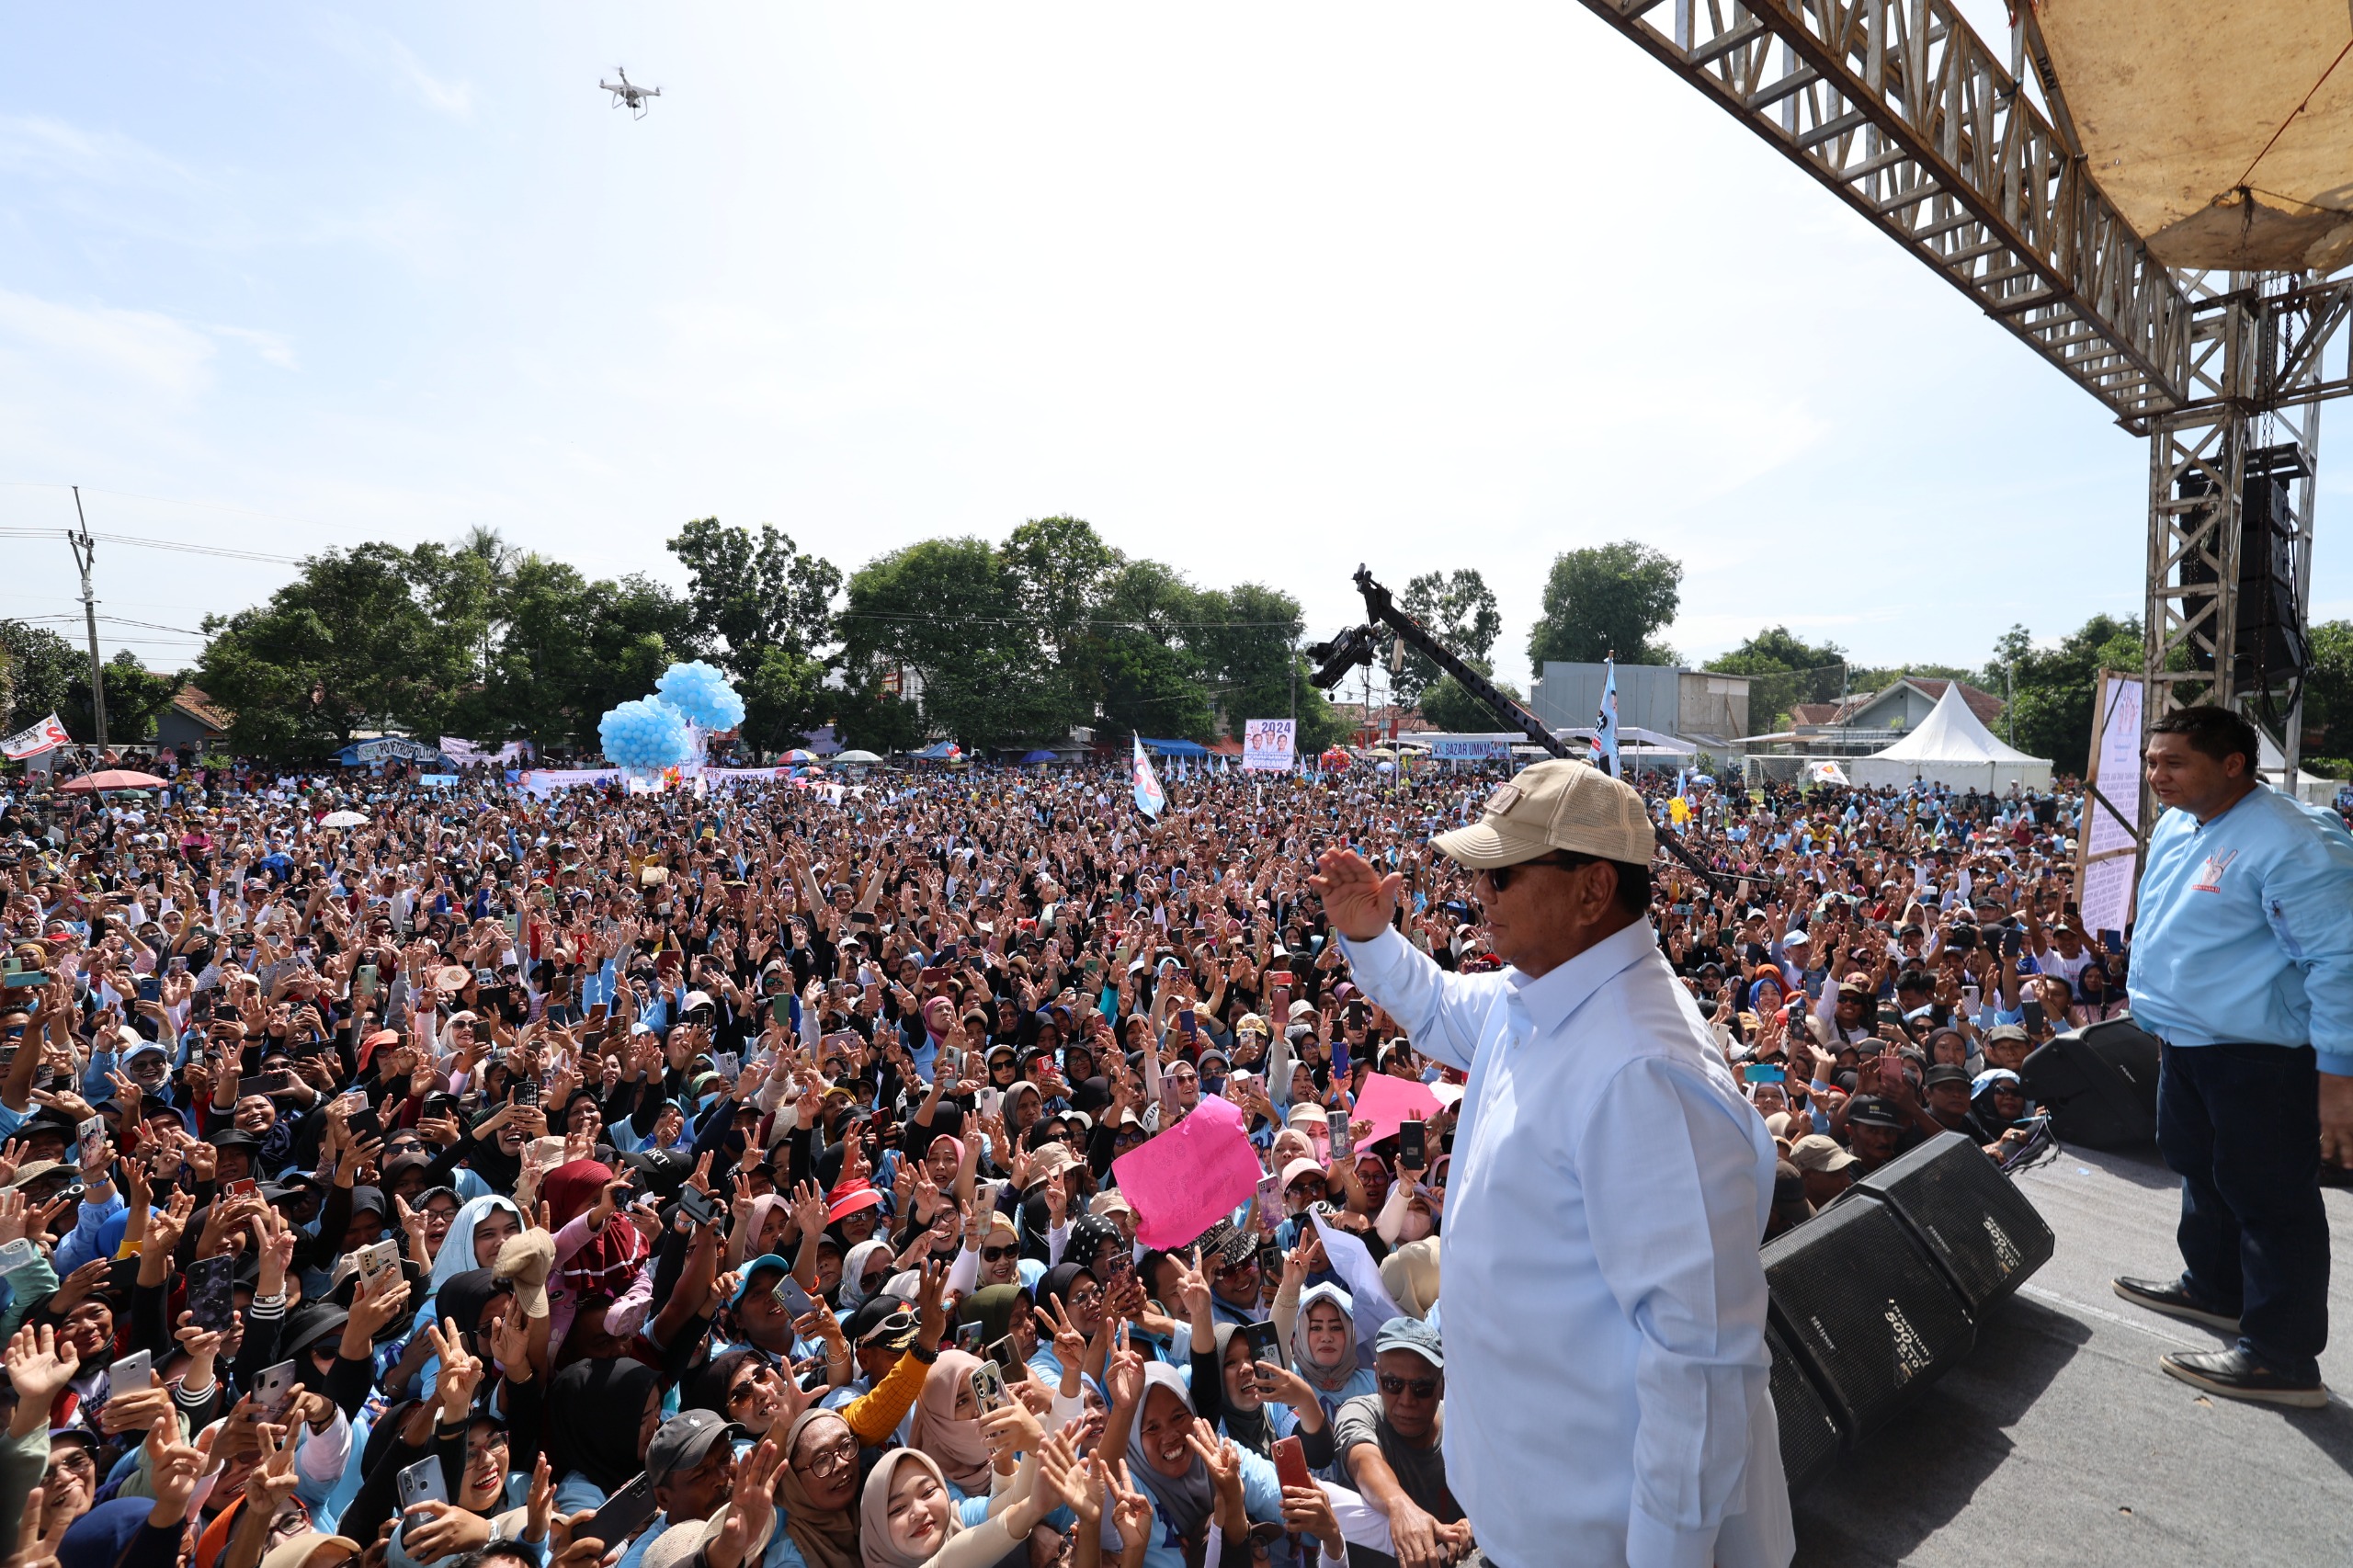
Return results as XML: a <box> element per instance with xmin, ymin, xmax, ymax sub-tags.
<box><xmin>1242</xmin><ymin>718</ymin><xmax>1296</xmax><ymax>773</ymax></box>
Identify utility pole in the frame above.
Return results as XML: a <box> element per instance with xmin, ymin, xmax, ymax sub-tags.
<box><xmin>69</xmin><ymin>487</ymin><xmax>107</xmax><ymax>751</ymax></box>
<box><xmin>2005</xmin><ymin>663</ymin><xmax>2015</xmax><ymax>746</ymax></box>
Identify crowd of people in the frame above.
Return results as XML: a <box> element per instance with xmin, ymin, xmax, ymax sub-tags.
<box><xmin>0</xmin><ymin>745</ymin><xmax>2130</xmax><ymax>1568</ymax></box>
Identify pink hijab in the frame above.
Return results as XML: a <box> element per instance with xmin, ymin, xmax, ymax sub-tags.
<box><xmin>906</xmin><ymin>1349</ymin><xmax>994</xmax><ymax>1494</ymax></box>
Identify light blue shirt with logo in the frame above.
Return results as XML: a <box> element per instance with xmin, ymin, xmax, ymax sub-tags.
<box><xmin>2126</xmin><ymin>784</ymin><xmax>2353</xmax><ymax>1076</ymax></box>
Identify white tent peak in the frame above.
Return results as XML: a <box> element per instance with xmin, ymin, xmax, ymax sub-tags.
<box><xmin>1871</xmin><ymin>682</ymin><xmax>2042</xmax><ymax>765</ymax></box>
<box><xmin>1849</xmin><ymin>682</ymin><xmax>2052</xmax><ymax>791</ymax></box>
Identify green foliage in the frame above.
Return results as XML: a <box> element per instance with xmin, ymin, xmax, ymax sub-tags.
<box><xmin>667</xmin><ymin>518</ymin><xmax>840</xmax><ymax>679</ymax></box>
<box><xmin>193</xmin><ymin>540</ymin><xmax>702</xmax><ymax>760</ymax></box>
<box><xmin>1984</xmin><ymin>615</ymin><xmax>2143</xmax><ymax>771</ymax></box>
<box><xmin>1704</xmin><ymin>625</ymin><xmax>1850</xmax><ymax>733</ymax></box>
<box><xmin>1527</xmin><ymin>541</ymin><xmax>1683</xmax><ymax>672</ymax></box>
<box><xmin>0</xmin><ymin>620</ymin><xmax>88</xmax><ymax>735</ymax></box>
<box><xmin>1392</xmin><ymin>570</ymin><xmax>1501</xmax><ymax>709</ymax></box>
<box><xmin>2302</xmin><ymin>619</ymin><xmax>2353</xmax><ymax>762</ymax></box>
<box><xmin>741</xmin><ymin>645</ymin><xmax>829</xmax><ymax>754</ymax></box>
<box><xmin>187</xmin><ymin>513</ymin><xmax>1356</xmax><ymax>760</ymax></box>
<box><xmin>1418</xmin><ymin>661</ymin><xmax>1521</xmax><ymax>733</ymax></box>
<box><xmin>0</xmin><ymin>623</ymin><xmax>177</xmax><ymax>744</ymax></box>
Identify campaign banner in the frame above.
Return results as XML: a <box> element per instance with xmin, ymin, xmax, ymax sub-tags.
<box><xmin>441</xmin><ymin>737</ymin><xmax>536</xmax><ymax>767</ymax></box>
<box><xmin>2075</xmin><ymin>672</ymin><xmax>2144</xmax><ymax>939</ymax></box>
<box><xmin>518</xmin><ymin>767</ymin><xmax>622</xmax><ymax>798</ymax></box>
<box><xmin>1</xmin><ymin>713</ymin><xmax>71</xmax><ymax>760</ymax></box>
<box><xmin>1241</xmin><ymin>718</ymin><xmax>1296</xmax><ymax>773</ymax></box>
<box><xmin>1428</xmin><ymin>738</ymin><xmax>1510</xmax><ymax>761</ymax></box>
<box><xmin>704</xmin><ymin>767</ymin><xmax>784</xmax><ymax>788</ymax></box>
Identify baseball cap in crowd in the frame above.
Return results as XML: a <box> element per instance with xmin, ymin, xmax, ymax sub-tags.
<box><xmin>646</xmin><ymin>1409</ymin><xmax>746</xmax><ymax>1484</ymax></box>
<box><xmin>621</xmin><ymin>1147</ymin><xmax>693</xmax><ymax>1198</ymax></box>
<box><xmin>845</xmin><ymin>1296</ymin><xmax>918</xmax><ymax>1350</ymax></box>
<box><xmin>1923</xmin><ymin>1064</ymin><xmax>1972</xmax><ymax>1090</ymax></box>
<box><xmin>1786</xmin><ymin>1134</ymin><xmax>1859</xmax><ymax>1174</ymax></box>
<box><xmin>1846</xmin><ymin>1096</ymin><xmax>1906</xmax><ymax>1130</ymax></box>
<box><xmin>1984</xmin><ymin>1024</ymin><xmax>2030</xmax><ymax>1046</ymax></box>
<box><xmin>1279</xmin><ymin>1157</ymin><xmax>1327</xmax><ymax>1191</ymax></box>
<box><xmin>826</xmin><ymin>1180</ymin><xmax>884</xmax><ymax>1224</ymax></box>
<box><xmin>1373</xmin><ymin>1312</ymin><xmax>1445</xmax><ymax>1369</ymax></box>
<box><xmin>1432</xmin><ymin>760</ymin><xmax>1654</xmax><ymax>869</ymax></box>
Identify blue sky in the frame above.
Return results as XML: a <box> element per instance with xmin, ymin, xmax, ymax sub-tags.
<box><xmin>3</xmin><ymin>2</ymin><xmax>2336</xmax><ymax>687</ymax></box>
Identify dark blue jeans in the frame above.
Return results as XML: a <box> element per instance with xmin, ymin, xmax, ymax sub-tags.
<box><xmin>2156</xmin><ymin>1041</ymin><xmax>2330</xmax><ymax>1382</ymax></box>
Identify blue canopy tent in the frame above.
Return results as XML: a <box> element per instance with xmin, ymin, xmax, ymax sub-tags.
<box><xmin>910</xmin><ymin>741</ymin><xmax>964</xmax><ymax>761</ymax></box>
<box><xmin>1017</xmin><ymin>749</ymin><xmax>1059</xmax><ymax>764</ymax></box>
<box><xmin>1139</xmin><ymin>737</ymin><xmax>1209</xmax><ymax>757</ymax></box>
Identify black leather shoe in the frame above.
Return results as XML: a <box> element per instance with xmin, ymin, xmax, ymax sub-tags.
<box><xmin>2160</xmin><ymin>1347</ymin><xmax>2328</xmax><ymax>1409</ymax></box>
<box><xmin>2113</xmin><ymin>1275</ymin><xmax>2242</xmax><ymax>1332</ymax></box>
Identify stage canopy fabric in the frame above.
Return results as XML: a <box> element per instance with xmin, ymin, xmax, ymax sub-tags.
<box><xmin>1850</xmin><ymin>683</ymin><xmax>2053</xmax><ymax>791</ymax></box>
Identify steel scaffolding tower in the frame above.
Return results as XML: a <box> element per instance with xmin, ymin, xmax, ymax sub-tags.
<box><xmin>1570</xmin><ymin>0</ymin><xmax>2353</xmax><ymax>781</ymax></box>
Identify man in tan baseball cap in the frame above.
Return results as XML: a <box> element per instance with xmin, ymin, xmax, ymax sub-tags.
<box><xmin>1307</xmin><ymin>759</ymin><xmax>1793</xmax><ymax>1567</ymax></box>
<box><xmin>1409</xmin><ymin>759</ymin><xmax>1659</xmax><ymax>976</ymax></box>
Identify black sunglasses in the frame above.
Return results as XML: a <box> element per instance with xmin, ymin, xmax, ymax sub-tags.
<box><xmin>1480</xmin><ymin>853</ymin><xmax>1595</xmax><ymax>893</ymax></box>
<box><xmin>1378</xmin><ymin>1373</ymin><xmax>1439</xmax><ymax>1399</ymax></box>
<box><xmin>981</xmin><ymin>1244</ymin><xmax>1018</xmax><ymax>1263</ymax></box>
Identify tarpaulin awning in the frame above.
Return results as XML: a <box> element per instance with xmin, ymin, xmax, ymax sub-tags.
<box><xmin>1139</xmin><ymin>737</ymin><xmax>1209</xmax><ymax>756</ymax></box>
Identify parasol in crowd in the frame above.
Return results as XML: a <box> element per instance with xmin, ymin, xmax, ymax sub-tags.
<box><xmin>59</xmin><ymin>769</ymin><xmax>169</xmax><ymax>792</ymax></box>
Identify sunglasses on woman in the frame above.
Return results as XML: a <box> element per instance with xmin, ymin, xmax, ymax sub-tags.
<box><xmin>981</xmin><ymin>1244</ymin><xmax>1018</xmax><ymax>1263</ymax></box>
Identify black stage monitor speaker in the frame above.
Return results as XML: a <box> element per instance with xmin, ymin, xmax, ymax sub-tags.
<box><xmin>1762</xmin><ymin>1192</ymin><xmax>1975</xmax><ymax>1438</ymax></box>
<box><xmin>1767</xmin><ymin>1320</ymin><xmax>1844</xmax><ymax>1497</ymax></box>
<box><xmin>2021</xmin><ymin>1017</ymin><xmax>2161</xmax><ymax>1148</ymax></box>
<box><xmin>1853</xmin><ymin>1131</ymin><xmax>2055</xmax><ymax>1314</ymax></box>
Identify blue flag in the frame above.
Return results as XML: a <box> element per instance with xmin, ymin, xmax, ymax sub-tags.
<box><xmin>1594</xmin><ymin>656</ymin><xmax>1621</xmax><ymax>778</ymax></box>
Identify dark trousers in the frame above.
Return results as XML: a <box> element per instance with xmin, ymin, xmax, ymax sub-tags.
<box><xmin>2156</xmin><ymin>1042</ymin><xmax>2331</xmax><ymax>1381</ymax></box>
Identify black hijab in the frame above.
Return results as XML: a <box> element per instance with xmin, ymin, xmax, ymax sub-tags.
<box><xmin>546</xmin><ymin>1358</ymin><xmax>662</xmax><ymax>1494</ymax></box>
<box><xmin>1210</xmin><ymin>1323</ymin><xmax>1274</xmax><ymax>1458</ymax></box>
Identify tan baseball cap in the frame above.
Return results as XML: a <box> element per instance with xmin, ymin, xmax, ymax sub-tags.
<box><xmin>1787</xmin><ymin>1134</ymin><xmax>1859</xmax><ymax>1174</ymax></box>
<box><xmin>1431</xmin><ymin>760</ymin><xmax>1655</xmax><ymax>869</ymax></box>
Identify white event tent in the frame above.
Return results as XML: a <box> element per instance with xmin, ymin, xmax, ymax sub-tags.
<box><xmin>1849</xmin><ymin>683</ymin><xmax>2053</xmax><ymax>791</ymax></box>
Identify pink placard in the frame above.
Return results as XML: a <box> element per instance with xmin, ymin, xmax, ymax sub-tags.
<box><xmin>1110</xmin><ymin>1093</ymin><xmax>1266</xmax><ymax>1250</ymax></box>
<box><xmin>1349</xmin><ymin>1072</ymin><xmax>1443</xmax><ymax>1149</ymax></box>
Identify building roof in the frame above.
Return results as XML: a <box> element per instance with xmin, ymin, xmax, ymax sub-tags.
<box><xmin>170</xmin><ymin>685</ymin><xmax>232</xmax><ymax>734</ymax></box>
<box><xmin>1791</xmin><ymin>678</ymin><xmax>2003</xmax><ymax>731</ymax></box>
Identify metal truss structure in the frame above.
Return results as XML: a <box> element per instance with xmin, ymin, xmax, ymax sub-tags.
<box><xmin>1571</xmin><ymin>0</ymin><xmax>2353</xmax><ymax>781</ymax></box>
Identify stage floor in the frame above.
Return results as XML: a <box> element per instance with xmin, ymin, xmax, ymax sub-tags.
<box><xmin>1792</xmin><ymin>1143</ymin><xmax>2353</xmax><ymax>1567</ymax></box>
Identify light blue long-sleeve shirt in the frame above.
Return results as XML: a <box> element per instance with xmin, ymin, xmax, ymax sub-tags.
<box><xmin>53</xmin><ymin>1191</ymin><xmax>127</xmax><ymax>1276</ymax></box>
<box><xmin>2126</xmin><ymin>785</ymin><xmax>2353</xmax><ymax>1076</ymax></box>
<box><xmin>1338</xmin><ymin>922</ymin><xmax>1792</xmax><ymax>1568</ymax></box>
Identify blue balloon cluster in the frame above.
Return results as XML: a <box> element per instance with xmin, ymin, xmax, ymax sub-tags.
<box><xmin>598</xmin><ymin>698</ymin><xmax>695</xmax><ymax>769</ymax></box>
<box><xmin>655</xmin><ymin>659</ymin><xmax>746</xmax><ymax>731</ymax></box>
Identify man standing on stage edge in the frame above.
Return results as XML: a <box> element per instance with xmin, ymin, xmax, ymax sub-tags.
<box><xmin>2115</xmin><ymin>705</ymin><xmax>2353</xmax><ymax>1407</ymax></box>
<box><xmin>1313</xmin><ymin>761</ymin><xmax>1792</xmax><ymax>1568</ymax></box>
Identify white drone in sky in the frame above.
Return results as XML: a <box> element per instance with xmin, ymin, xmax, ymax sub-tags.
<box><xmin>600</xmin><ymin>67</ymin><xmax>661</xmax><ymax>119</ymax></box>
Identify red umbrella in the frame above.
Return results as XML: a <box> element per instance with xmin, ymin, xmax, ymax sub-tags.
<box><xmin>1319</xmin><ymin>747</ymin><xmax>1352</xmax><ymax>768</ymax></box>
<box><xmin>59</xmin><ymin>769</ymin><xmax>170</xmax><ymax>792</ymax></box>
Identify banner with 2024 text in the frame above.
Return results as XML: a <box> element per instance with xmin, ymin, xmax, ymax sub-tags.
<box><xmin>1241</xmin><ymin>718</ymin><xmax>1296</xmax><ymax>773</ymax></box>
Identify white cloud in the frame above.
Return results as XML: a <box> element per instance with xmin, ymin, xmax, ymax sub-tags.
<box><xmin>0</xmin><ymin>288</ymin><xmax>215</xmax><ymax>397</ymax></box>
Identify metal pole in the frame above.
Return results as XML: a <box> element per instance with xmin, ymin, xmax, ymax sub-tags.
<box><xmin>69</xmin><ymin>487</ymin><xmax>108</xmax><ymax>751</ymax></box>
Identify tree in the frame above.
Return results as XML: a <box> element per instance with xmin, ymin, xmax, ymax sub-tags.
<box><xmin>842</xmin><ymin>537</ymin><xmax>1079</xmax><ymax>749</ymax></box>
<box><xmin>1704</xmin><ymin>626</ymin><xmax>1851</xmax><ymax>733</ymax></box>
<box><xmin>193</xmin><ymin>544</ymin><xmax>488</xmax><ymax>759</ymax></box>
<box><xmin>1985</xmin><ymin>615</ymin><xmax>2143</xmax><ymax>771</ymax></box>
<box><xmin>1088</xmin><ymin>560</ymin><xmax>1216</xmax><ymax>741</ymax></box>
<box><xmin>2303</xmin><ymin>619</ymin><xmax>2353</xmax><ymax>774</ymax></box>
<box><xmin>667</xmin><ymin>518</ymin><xmax>841</xmax><ymax>680</ymax></box>
<box><xmin>1527</xmin><ymin>542</ymin><xmax>1683</xmax><ymax>672</ymax></box>
<box><xmin>0</xmin><ymin>621</ymin><xmax>87</xmax><ymax>735</ymax></box>
<box><xmin>741</xmin><ymin>645</ymin><xmax>829</xmax><ymax>755</ymax></box>
<box><xmin>1185</xmin><ymin>583</ymin><xmax>1347</xmax><ymax>752</ymax></box>
<box><xmin>0</xmin><ymin>624</ymin><xmax>178</xmax><ymax>744</ymax></box>
<box><xmin>1419</xmin><ymin>662</ymin><xmax>1522</xmax><ymax>733</ymax></box>
<box><xmin>1392</xmin><ymin>570</ymin><xmax>1501</xmax><ymax>709</ymax></box>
